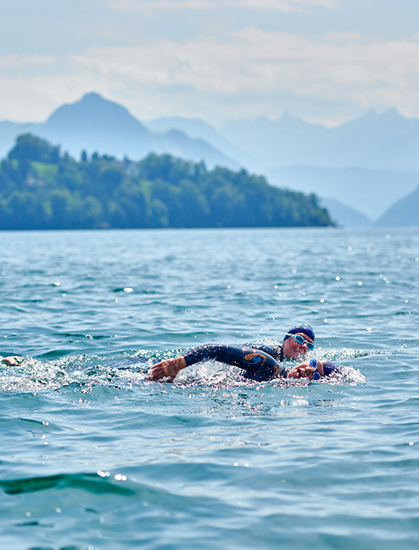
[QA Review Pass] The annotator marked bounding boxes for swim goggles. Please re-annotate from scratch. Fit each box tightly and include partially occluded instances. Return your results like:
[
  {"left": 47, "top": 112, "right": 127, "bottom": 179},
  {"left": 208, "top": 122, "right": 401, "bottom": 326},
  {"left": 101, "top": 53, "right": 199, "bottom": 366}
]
[
  {"left": 309, "top": 358, "right": 321, "bottom": 380},
  {"left": 286, "top": 333, "right": 315, "bottom": 350}
]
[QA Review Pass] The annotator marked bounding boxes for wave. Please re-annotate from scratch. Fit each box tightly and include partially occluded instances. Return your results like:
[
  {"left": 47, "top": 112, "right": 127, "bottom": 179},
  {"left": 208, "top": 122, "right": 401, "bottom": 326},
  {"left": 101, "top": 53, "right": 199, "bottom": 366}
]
[{"left": 0, "top": 472, "right": 136, "bottom": 496}]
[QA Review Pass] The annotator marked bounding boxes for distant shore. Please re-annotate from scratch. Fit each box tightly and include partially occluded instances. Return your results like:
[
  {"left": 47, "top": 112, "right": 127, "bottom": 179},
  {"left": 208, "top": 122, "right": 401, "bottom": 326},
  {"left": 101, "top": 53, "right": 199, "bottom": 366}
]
[{"left": 0, "top": 134, "right": 334, "bottom": 231}]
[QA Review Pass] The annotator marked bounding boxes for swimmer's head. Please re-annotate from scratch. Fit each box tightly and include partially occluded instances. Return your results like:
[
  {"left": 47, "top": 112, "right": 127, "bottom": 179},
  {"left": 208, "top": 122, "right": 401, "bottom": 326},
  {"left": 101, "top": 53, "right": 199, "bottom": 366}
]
[
  {"left": 283, "top": 324, "right": 315, "bottom": 343},
  {"left": 282, "top": 324, "right": 315, "bottom": 359}
]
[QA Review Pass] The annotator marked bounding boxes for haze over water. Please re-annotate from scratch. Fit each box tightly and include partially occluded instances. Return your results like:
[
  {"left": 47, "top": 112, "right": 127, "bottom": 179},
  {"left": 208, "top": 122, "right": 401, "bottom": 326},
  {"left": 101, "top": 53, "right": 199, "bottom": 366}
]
[{"left": 0, "top": 227, "right": 418, "bottom": 549}]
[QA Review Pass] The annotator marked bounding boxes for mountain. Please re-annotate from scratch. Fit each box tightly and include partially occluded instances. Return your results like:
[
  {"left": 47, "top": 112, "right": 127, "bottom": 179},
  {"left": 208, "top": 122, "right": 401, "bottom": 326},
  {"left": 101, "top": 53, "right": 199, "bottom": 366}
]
[
  {"left": 375, "top": 184, "right": 419, "bottom": 226},
  {"left": 41, "top": 92, "right": 151, "bottom": 154},
  {"left": 266, "top": 165, "right": 419, "bottom": 220},
  {"left": 320, "top": 197, "right": 373, "bottom": 228},
  {"left": 145, "top": 110, "right": 419, "bottom": 220},
  {"left": 143, "top": 109, "right": 419, "bottom": 219},
  {"left": 145, "top": 116, "right": 228, "bottom": 151},
  {"left": 0, "top": 93, "right": 238, "bottom": 170},
  {"left": 144, "top": 116, "right": 253, "bottom": 168},
  {"left": 223, "top": 109, "right": 419, "bottom": 171},
  {"left": 3, "top": 94, "right": 419, "bottom": 221},
  {"left": 223, "top": 113, "right": 328, "bottom": 172}
]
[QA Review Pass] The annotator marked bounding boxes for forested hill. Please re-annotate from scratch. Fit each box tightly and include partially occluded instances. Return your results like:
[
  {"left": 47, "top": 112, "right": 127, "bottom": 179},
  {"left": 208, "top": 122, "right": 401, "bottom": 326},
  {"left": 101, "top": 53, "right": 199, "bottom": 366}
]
[{"left": 0, "top": 134, "right": 333, "bottom": 230}]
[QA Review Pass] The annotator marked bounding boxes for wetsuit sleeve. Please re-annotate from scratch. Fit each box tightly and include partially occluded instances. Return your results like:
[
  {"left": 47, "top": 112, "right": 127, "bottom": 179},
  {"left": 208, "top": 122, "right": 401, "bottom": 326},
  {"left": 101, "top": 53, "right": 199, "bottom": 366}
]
[
  {"left": 243, "top": 343, "right": 283, "bottom": 361},
  {"left": 183, "top": 344, "right": 286, "bottom": 381}
]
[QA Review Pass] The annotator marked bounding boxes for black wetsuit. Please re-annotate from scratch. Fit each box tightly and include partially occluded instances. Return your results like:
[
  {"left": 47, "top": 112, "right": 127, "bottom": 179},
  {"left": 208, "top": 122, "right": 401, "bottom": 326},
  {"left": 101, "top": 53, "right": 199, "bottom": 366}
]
[
  {"left": 184, "top": 344, "right": 285, "bottom": 381},
  {"left": 183, "top": 343, "right": 338, "bottom": 381}
]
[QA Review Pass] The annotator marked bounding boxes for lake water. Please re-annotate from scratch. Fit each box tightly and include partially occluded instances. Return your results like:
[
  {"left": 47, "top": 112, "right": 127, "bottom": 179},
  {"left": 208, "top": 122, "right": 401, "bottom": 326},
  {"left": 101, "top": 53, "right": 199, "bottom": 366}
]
[{"left": 0, "top": 227, "right": 418, "bottom": 550}]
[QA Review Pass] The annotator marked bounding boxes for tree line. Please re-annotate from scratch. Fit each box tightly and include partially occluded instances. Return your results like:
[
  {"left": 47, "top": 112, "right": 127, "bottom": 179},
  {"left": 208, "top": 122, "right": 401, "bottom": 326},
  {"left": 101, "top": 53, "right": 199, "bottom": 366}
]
[{"left": 0, "top": 134, "right": 334, "bottom": 230}]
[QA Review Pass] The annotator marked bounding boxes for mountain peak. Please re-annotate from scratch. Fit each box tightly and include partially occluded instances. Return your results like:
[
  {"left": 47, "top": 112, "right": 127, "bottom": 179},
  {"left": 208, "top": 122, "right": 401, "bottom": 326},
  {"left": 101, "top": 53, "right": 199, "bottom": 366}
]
[
  {"left": 26, "top": 92, "right": 236, "bottom": 169},
  {"left": 279, "top": 111, "right": 296, "bottom": 122},
  {"left": 359, "top": 107, "right": 405, "bottom": 122},
  {"left": 44, "top": 92, "right": 147, "bottom": 137},
  {"left": 80, "top": 92, "right": 103, "bottom": 102},
  {"left": 379, "top": 107, "right": 404, "bottom": 120}
]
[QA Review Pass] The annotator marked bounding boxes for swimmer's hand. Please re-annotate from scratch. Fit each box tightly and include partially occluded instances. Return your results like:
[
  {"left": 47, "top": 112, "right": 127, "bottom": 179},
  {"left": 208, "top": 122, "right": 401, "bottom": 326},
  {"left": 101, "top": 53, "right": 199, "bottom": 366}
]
[
  {"left": 1, "top": 356, "right": 24, "bottom": 366},
  {"left": 147, "top": 356, "right": 187, "bottom": 382},
  {"left": 287, "top": 360, "right": 324, "bottom": 380}
]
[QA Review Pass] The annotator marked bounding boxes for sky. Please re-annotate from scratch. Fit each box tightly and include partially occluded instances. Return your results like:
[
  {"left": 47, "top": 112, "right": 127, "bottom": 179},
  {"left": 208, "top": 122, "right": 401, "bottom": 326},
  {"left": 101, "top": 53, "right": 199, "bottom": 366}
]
[{"left": 2, "top": 0, "right": 419, "bottom": 126}]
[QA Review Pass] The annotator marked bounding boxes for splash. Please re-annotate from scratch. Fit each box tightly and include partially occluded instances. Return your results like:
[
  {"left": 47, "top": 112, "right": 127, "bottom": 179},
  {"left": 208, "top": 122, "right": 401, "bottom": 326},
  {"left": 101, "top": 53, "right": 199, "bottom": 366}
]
[
  {"left": 0, "top": 352, "right": 155, "bottom": 393},
  {"left": 1, "top": 344, "right": 367, "bottom": 394}
]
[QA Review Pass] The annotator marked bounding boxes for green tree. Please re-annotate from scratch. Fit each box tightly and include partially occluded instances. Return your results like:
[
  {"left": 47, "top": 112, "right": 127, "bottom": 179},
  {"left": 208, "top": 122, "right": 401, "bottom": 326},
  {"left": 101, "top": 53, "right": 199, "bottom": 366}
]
[
  {"left": 8, "top": 134, "right": 60, "bottom": 164},
  {"left": 0, "top": 134, "right": 335, "bottom": 230}
]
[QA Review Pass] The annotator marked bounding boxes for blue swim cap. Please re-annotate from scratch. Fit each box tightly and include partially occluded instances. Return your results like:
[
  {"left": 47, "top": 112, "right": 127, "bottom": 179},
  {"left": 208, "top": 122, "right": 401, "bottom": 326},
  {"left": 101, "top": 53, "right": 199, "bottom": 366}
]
[{"left": 283, "top": 324, "right": 315, "bottom": 342}]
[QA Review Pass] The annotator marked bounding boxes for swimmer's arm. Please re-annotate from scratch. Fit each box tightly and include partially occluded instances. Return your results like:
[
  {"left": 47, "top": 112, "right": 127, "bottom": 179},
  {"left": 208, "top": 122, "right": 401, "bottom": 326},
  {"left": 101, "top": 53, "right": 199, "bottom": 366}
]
[
  {"left": 147, "top": 356, "right": 187, "bottom": 382},
  {"left": 184, "top": 344, "right": 283, "bottom": 380},
  {"left": 1, "top": 356, "right": 24, "bottom": 366},
  {"left": 147, "top": 345, "right": 218, "bottom": 381},
  {"left": 147, "top": 344, "right": 282, "bottom": 382},
  {"left": 287, "top": 360, "right": 323, "bottom": 380}
]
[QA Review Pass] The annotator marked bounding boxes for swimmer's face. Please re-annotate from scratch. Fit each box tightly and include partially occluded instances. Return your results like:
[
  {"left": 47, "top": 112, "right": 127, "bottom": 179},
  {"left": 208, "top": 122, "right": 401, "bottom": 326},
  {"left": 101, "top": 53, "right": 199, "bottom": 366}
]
[{"left": 282, "top": 332, "right": 314, "bottom": 359}]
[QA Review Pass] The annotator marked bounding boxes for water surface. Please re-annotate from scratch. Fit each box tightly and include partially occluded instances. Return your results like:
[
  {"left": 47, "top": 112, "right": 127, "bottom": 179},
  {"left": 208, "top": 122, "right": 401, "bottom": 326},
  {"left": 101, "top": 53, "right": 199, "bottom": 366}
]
[{"left": 0, "top": 228, "right": 418, "bottom": 549}]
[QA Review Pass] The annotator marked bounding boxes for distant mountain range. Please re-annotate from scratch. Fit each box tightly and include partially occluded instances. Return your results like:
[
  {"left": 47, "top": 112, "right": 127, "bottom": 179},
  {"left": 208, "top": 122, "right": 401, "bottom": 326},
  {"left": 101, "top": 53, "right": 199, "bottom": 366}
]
[
  {"left": 376, "top": 184, "right": 419, "bottom": 227},
  {"left": 0, "top": 93, "right": 238, "bottom": 171},
  {"left": 146, "top": 109, "right": 419, "bottom": 223},
  {"left": 320, "top": 198, "right": 373, "bottom": 228},
  {"left": 1, "top": 92, "right": 419, "bottom": 226},
  {"left": 222, "top": 109, "right": 419, "bottom": 171},
  {"left": 265, "top": 166, "right": 419, "bottom": 222}
]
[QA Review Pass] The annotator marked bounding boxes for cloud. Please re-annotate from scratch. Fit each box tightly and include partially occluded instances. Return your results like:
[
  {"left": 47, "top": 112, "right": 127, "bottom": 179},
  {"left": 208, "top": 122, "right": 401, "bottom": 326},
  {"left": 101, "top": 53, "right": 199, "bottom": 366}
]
[
  {"left": 0, "top": 55, "right": 56, "bottom": 69},
  {"left": 110, "top": 0, "right": 338, "bottom": 13},
  {"left": 3, "top": 28, "right": 419, "bottom": 124},
  {"left": 68, "top": 29, "right": 419, "bottom": 105},
  {"left": 0, "top": 71, "right": 107, "bottom": 122}
]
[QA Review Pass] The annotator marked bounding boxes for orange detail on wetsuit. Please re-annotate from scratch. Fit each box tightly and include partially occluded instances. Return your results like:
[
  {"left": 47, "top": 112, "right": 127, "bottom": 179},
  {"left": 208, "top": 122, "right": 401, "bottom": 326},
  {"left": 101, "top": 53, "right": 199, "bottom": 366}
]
[{"left": 244, "top": 353, "right": 266, "bottom": 364}]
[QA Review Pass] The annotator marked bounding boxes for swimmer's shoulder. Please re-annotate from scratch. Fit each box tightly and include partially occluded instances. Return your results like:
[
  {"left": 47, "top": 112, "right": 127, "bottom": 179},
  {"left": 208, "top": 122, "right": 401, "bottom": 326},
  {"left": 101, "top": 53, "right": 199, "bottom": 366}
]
[{"left": 243, "top": 343, "right": 283, "bottom": 361}]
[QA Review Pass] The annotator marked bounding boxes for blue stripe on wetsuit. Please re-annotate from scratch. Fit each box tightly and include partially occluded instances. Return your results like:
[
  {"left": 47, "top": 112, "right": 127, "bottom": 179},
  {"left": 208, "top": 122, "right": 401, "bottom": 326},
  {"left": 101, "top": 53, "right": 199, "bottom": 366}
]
[{"left": 183, "top": 344, "right": 287, "bottom": 381}]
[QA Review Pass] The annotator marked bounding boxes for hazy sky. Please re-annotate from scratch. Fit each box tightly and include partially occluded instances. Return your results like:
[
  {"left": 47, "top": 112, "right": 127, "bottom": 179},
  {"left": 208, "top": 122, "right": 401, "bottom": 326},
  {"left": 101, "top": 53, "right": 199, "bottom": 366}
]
[{"left": 2, "top": 0, "right": 419, "bottom": 125}]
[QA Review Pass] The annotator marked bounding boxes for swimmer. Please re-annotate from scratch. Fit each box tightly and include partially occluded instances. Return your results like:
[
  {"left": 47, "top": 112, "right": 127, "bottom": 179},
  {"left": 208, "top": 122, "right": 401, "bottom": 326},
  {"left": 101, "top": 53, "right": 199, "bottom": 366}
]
[
  {"left": 1, "top": 356, "right": 25, "bottom": 366},
  {"left": 148, "top": 324, "right": 339, "bottom": 382}
]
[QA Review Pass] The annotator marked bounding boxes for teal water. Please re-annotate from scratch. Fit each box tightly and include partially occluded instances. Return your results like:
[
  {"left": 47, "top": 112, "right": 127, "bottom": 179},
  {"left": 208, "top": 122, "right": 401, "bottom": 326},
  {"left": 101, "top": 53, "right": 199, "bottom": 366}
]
[{"left": 0, "top": 227, "right": 418, "bottom": 550}]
